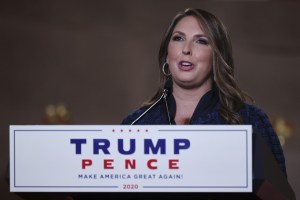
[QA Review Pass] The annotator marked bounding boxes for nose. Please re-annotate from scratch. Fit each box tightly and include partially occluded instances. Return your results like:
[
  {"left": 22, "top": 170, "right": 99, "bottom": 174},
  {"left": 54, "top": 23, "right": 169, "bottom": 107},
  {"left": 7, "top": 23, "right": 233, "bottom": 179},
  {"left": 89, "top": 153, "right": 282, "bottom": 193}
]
[
  {"left": 182, "top": 42, "right": 192, "bottom": 55},
  {"left": 182, "top": 50, "right": 191, "bottom": 55}
]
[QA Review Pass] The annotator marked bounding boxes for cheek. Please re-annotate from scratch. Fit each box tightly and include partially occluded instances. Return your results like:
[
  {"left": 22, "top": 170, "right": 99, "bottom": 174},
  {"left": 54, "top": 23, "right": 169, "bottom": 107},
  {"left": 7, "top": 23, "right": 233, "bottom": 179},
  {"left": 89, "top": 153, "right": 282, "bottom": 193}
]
[
  {"left": 195, "top": 48, "right": 213, "bottom": 65},
  {"left": 167, "top": 43, "right": 181, "bottom": 61},
  {"left": 196, "top": 46, "right": 212, "bottom": 58}
]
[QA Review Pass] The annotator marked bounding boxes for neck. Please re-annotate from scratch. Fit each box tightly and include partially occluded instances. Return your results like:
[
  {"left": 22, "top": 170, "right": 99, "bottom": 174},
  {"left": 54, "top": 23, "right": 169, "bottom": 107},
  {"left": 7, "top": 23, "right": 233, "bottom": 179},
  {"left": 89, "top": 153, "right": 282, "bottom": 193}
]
[
  {"left": 172, "top": 83, "right": 212, "bottom": 104},
  {"left": 172, "top": 83, "right": 212, "bottom": 125}
]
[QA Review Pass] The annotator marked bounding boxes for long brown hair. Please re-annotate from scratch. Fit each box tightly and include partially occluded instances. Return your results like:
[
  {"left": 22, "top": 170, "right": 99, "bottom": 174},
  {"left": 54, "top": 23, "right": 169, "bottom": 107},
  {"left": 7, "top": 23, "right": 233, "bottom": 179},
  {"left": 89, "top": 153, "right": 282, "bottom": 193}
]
[{"left": 144, "top": 8, "right": 252, "bottom": 124}]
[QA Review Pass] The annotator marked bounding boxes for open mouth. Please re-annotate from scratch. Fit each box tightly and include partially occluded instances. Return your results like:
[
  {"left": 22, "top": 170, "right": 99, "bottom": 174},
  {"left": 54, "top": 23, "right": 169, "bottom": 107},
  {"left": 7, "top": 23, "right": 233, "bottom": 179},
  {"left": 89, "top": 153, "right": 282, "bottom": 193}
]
[{"left": 178, "top": 61, "right": 194, "bottom": 71}]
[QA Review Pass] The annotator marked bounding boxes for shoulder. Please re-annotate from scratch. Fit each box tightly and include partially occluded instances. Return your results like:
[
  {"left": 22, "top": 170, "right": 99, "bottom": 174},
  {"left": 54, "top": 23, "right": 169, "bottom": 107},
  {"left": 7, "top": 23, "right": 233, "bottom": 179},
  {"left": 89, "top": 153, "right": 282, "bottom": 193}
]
[
  {"left": 240, "top": 103, "right": 267, "bottom": 117},
  {"left": 121, "top": 103, "right": 167, "bottom": 125},
  {"left": 121, "top": 107, "right": 148, "bottom": 125},
  {"left": 239, "top": 103, "right": 272, "bottom": 129}
]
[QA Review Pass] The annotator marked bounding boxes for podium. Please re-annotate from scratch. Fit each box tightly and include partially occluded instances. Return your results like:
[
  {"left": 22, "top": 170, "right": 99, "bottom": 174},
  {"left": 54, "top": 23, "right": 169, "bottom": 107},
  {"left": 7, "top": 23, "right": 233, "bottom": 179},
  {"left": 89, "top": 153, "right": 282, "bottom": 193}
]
[
  {"left": 63, "top": 132, "right": 297, "bottom": 200},
  {"left": 252, "top": 131, "right": 295, "bottom": 200},
  {"left": 9, "top": 125, "right": 295, "bottom": 200}
]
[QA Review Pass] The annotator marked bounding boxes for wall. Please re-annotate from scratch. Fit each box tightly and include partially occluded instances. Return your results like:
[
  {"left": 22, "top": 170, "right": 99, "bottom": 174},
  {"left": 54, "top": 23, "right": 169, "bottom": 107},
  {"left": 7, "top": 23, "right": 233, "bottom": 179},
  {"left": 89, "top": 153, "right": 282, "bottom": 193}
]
[{"left": 1, "top": 0, "right": 299, "bottom": 199}]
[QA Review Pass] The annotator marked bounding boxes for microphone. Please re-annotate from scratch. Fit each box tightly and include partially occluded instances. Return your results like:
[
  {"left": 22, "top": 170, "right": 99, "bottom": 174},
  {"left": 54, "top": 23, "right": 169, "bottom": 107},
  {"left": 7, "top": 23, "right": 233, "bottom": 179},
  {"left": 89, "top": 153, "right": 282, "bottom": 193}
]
[
  {"left": 164, "top": 76, "right": 172, "bottom": 95},
  {"left": 162, "top": 77, "right": 172, "bottom": 124},
  {"left": 131, "top": 78, "right": 172, "bottom": 125}
]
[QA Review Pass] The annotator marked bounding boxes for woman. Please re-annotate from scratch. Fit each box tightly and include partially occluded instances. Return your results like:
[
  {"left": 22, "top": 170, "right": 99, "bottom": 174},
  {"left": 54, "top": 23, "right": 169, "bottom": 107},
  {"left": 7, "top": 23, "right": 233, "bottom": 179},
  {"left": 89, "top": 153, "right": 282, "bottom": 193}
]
[{"left": 121, "top": 8, "right": 287, "bottom": 177}]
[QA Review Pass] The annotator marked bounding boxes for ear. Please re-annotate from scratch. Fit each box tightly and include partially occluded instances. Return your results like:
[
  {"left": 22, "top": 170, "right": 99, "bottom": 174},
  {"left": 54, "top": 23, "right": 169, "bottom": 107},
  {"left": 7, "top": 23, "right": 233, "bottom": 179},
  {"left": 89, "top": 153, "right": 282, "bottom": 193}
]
[{"left": 166, "top": 56, "right": 169, "bottom": 64}]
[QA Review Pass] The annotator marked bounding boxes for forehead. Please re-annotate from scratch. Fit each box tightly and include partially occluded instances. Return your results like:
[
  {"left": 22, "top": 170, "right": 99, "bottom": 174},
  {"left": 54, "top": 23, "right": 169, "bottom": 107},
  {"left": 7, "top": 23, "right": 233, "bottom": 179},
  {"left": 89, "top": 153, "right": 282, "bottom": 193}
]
[{"left": 173, "top": 16, "right": 205, "bottom": 34}]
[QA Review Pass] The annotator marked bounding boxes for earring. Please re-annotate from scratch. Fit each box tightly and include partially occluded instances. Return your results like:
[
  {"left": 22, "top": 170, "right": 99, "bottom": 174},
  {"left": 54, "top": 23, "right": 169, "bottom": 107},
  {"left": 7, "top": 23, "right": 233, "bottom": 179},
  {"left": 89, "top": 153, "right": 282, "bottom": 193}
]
[{"left": 162, "top": 62, "right": 171, "bottom": 76}]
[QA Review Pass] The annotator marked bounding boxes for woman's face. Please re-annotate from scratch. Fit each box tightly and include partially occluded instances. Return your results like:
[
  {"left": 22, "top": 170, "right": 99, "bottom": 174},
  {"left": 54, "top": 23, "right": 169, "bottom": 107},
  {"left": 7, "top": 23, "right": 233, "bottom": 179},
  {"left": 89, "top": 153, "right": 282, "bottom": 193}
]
[{"left": 167, "top": 16, "right": 213, "bottom": 90}]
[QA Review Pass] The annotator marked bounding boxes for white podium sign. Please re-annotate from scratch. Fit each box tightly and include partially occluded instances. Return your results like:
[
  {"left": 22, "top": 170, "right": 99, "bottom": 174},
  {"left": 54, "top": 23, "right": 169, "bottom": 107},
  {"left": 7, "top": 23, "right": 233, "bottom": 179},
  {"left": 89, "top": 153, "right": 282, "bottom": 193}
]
[{"left": 10, "top": 125, "right": 252, "bottom": 192}]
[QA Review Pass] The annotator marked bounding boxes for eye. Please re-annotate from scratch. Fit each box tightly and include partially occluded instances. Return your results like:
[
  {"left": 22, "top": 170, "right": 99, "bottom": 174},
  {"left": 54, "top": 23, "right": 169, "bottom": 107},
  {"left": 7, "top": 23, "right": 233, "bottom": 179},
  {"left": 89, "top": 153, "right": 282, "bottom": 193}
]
[
  {"left": 196, "top": 38, "right": 208, "bottom": 45},
  {"left": 172, "top": 35, "right": 184, "bottom": 41}
]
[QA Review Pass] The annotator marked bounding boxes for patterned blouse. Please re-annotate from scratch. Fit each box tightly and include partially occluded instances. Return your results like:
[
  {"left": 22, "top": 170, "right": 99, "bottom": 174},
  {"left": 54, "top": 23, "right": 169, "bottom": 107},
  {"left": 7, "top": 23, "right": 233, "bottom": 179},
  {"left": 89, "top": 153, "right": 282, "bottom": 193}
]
[{"left": 121, "top": 88, "right": 287, "bottom": 177}]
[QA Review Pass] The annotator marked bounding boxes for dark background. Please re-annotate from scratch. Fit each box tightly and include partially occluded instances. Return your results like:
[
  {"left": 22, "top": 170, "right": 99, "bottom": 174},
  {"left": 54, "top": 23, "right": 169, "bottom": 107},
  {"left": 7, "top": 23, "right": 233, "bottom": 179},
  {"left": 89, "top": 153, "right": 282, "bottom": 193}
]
[{"left": 1, "top": 0, "right": 299, "bottom": 199}]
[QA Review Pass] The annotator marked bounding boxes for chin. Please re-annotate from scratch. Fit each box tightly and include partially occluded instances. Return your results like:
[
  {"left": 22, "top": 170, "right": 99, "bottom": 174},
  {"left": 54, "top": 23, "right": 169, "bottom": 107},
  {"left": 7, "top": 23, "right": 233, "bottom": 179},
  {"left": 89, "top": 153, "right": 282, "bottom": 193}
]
[{"left": 176, "top": 81, "right": 198, "bottom": 89}]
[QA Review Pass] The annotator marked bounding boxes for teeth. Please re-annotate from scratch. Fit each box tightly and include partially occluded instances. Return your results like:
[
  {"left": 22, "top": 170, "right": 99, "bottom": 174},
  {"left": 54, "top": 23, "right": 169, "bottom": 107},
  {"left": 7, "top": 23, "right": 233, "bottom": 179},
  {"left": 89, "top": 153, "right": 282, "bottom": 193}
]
[{"left": 181, "top": 61, "right": 192, "bottom": 66}]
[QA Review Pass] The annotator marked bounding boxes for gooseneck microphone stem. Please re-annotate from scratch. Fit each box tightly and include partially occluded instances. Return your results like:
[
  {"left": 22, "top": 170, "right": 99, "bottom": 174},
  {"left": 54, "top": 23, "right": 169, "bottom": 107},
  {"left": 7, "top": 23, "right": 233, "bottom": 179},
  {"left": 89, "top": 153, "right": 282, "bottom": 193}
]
[
  {"left": 163, "top": 92, "right": 172, "bottom": 125},
  {"left": 131, "top": 89, "right": 170, "bottom": 125}
]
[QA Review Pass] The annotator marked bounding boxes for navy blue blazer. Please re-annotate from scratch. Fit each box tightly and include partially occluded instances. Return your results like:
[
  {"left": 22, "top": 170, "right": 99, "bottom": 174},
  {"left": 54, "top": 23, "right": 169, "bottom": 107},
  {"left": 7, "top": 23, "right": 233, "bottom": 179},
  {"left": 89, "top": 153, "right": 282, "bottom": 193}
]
[{"left": 121, "top": 89, "right": 287, "bottom": 177}]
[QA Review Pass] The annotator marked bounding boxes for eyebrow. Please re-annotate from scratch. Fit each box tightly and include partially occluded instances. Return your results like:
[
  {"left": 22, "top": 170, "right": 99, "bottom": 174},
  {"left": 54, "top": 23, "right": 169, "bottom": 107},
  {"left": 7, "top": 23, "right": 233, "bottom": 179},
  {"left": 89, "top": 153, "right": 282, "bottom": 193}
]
[{"left": 172, "top": 31, "right": 207, "bottom": 38}]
